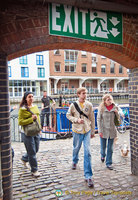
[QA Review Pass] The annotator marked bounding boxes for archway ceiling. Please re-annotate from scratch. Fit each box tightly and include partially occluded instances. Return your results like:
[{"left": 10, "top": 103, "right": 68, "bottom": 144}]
[
  {"left": 0, "top": 0, "right": 138, "bottom": 69},
  {"left": 1, "top": 0, "right": 138, "bottom": 14}
]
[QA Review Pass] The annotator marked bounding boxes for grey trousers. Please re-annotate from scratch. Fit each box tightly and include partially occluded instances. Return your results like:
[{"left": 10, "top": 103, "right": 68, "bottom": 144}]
[{"left": 0, "top": 144, "right": 3, "bottom": 198}]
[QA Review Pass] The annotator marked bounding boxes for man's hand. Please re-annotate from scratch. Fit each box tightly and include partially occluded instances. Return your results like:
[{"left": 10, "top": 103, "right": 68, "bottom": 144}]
[
  {"left": 77, "top": 118, "right": 84, "bottom": 124},
  {"left": 13, "top": 106, "right": 17, "bottom": 110},
  {"left": 99, "top": 132, "right": 103, "bottom": 138}
]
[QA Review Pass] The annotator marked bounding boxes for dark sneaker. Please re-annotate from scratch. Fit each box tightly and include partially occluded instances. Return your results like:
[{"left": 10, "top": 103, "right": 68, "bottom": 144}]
[
  {"left": 86, "top": 179, "right": 94, "bottom": 188},
  {"left": 72, "top": 163, "right": 77, "bottom": 170},
  {"left": 21, "top": 159, "right": 27, "bottom": 167},
  {"left": 107, "top": 165, "right": 113, "bottom": 170},
  {"left": 101, "top": 157, "right": 105, "bottom": 162}
]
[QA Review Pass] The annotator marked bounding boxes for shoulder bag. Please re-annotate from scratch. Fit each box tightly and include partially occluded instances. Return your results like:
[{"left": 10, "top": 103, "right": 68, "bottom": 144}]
[
  {"left": 114, "top": 112, "right": 121, "bottom": 126},
  {"left": 23, "top": 106, "right": 41, "bottom": 136}
]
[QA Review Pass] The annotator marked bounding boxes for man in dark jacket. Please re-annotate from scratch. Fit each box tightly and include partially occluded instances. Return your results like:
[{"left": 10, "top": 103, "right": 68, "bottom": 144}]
[{"left": 41, "top": 91, "right": 55, "bottom": 129}]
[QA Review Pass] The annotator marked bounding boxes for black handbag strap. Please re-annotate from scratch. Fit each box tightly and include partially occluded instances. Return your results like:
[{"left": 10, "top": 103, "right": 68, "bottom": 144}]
[
  {"left": 73, "top": 102, "right": 88, "bottom": 119},
  {"left": 25, "top": 106, "right": 34, "bottom": 115}
]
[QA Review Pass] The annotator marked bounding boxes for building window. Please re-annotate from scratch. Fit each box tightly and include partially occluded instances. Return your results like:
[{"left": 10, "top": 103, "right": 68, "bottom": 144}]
[
  {"left": 65, "top": 50, "right": 78, "bottom": 72},
  {"left": 36, "top": 55, "right": 44, "bottom": 65},
  {"left": 8, "top": 66, "right": 11, "bottom": 77},
  {"left": 54, "top": 50, "right": 60, "bottom": 55},
  {"left": 101, "top": 55, "right": 106, "bottom": 59},
  {"left": 9, "top": 80, "right": 38, "bottom": 97},
  {"left": 55, "top": 62, "right": 61, "bottom": 72},
  {"left": 101, "top": 64, "right": 106, "bottom": 73},
  {"left": 81, "top": 51, "right": 87, "bottom": 57},
  {"left": 119, "top": 65, "right": 123, "bottom": 73},
  {"left": 38, "top": 68, "right": 45, "bottom": 78},
  {"left": 65, "top": 63, "right": 76, "bottom": 72},
  {"left": 92, "top": 53, "right": 97, "bottom": 62},
  {"left": 92, "top": 63, "right": 97, "bottom": 73},
  {"left": 65, "top": 50, "right": 78, "bottom": 61},
  {"left": 110, "top": 61, "right": 115, "bottom": 73},
  {"left": 19, "top": 56, "right": 27, "bottom": 64},
  {"left": 82, "top": 63, "right": 87, "bottom": 73},
  {"left": 21, "top": 67, "right": 29, "bottom": 77}
]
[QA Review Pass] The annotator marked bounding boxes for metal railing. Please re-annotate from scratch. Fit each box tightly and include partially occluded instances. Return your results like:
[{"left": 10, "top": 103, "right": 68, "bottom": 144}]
[
  {"left": 51, "top": 87, "right": 129, "bottom": 95},
  {"left": 10, "top": 112, "right": 72, "bottom": 142},
  {"left": 11, "top": 106, "right": 129, "bottom": 142}
]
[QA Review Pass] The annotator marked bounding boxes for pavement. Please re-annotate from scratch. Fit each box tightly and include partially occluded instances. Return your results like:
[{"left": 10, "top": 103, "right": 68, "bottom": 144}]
[{"left": 12, "top": 130, "right": 138, "bottom": 200}]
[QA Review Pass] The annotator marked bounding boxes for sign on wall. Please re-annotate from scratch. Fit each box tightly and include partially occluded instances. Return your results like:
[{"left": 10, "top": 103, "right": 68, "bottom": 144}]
[{"left": 49, "top": 3, "right": 123, "bottom": 45}]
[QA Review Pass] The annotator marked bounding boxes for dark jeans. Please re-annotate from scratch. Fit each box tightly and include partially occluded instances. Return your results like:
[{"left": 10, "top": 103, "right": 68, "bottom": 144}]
[
  {"left": 41, "top": 108, "right": 50, "bottom": 128},
  {"left": 21, "top": 133, "right": 40, "bottom": 172}
]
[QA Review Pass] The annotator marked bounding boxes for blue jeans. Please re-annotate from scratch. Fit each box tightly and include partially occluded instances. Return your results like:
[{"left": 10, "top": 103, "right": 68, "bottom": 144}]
[
  {"left": 21, "top": 133, "right": 40, "bottom": 172},
  {"left": 100, "top": 137, "right": 114, "bottom": 166},
  {"left": 72, "top": 131, "right": 93, "bottom": 179}
]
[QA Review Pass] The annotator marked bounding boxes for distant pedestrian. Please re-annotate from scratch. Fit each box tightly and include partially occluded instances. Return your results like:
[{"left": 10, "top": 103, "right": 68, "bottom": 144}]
[
  {"left": 66, "top": 87, "right": 95, "bottom": 187},
  {"left": 97, "top": 94, "right": 120, "bottom": 170},
  {"left": 41, "top": 91, "right": 55, "bottom": 130},
  {"left": 18, "top": 91, "right": 41, "bottom": 177},
  {"left": 59, "top": 94, "right": 62, "bottom": 107},
  {"left": 10, "top": 105, "right": 17, "bottom": 113}
]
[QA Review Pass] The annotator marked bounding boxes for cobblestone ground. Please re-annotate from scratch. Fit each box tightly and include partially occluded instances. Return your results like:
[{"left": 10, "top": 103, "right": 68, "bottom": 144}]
[{"left": 12, "top": 130, "right": 138, "bottom": 200}]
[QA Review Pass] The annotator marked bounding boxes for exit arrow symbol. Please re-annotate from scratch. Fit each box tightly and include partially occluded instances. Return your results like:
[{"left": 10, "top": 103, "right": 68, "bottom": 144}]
[
  {"left": 110, "top": 28, "right": 120, "bottom": 37},
  {"left": 110, "top": 17, "right": 120, "bottom": 26}
]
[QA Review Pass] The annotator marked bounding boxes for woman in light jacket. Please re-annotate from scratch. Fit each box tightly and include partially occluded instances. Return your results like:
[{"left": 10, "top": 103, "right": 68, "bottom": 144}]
[
  {"left": 97, "top": 94, "right": 120, "bottom": 170},
  {"left": 18, "top": 91, "right": 41, "bottom": 177}
]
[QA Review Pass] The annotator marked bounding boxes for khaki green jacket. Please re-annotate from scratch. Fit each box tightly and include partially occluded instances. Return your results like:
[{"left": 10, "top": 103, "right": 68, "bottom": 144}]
[
  {"left": 66, "top": 100, "right": 95, "bottom": 135},
  {"left": 18, "top": 105, "right": 40, "bottom": 126}
]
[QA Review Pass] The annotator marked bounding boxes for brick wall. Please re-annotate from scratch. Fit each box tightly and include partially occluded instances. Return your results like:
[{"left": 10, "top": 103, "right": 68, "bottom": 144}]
[
  {"left": 0, "top": 3, "right": 137, "bottom": 69},
  {"left": 0, "top": 53, "right": 12, "bottom": 199},
  {"left": 129, "top": 67, "right": 138, "bottom": 175}
]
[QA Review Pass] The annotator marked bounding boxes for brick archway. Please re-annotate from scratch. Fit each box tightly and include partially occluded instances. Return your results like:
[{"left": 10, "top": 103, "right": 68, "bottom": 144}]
[
  {"left": 0, "top": 1, "right": 138, "bottom": 199},
  {"left": 0, "top": 4, "right": 137, "bottom": 69}
]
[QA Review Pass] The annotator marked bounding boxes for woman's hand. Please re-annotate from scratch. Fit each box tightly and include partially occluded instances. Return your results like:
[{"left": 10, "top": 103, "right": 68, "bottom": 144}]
[
  {"left": 32, "top": 115, "right": 37, "bottom": 121},
  {"left": 114, "top": 109, "right": 118, "bottom": 113},
  {"left": 99, "top": 132, "right": 103, "bottom": 138}
]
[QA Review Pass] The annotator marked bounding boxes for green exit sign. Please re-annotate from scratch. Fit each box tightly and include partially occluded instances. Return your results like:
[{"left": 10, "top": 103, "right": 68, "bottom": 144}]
[{"left": 49, "top": 3, "right": 123, "bottom": 45}]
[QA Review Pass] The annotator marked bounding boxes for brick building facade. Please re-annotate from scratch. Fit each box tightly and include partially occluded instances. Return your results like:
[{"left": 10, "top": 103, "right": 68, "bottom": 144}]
[{"left": 49, "top": 50, "right": 129, "bottom": 94}]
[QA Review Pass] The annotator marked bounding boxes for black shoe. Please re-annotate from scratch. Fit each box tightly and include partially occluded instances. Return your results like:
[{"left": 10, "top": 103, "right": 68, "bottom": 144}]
[
  {"left": 107, "top": 165, "right": 113, "bottom": 170},
  {"left": 86, "top": 179, "right": 94, "bottom": 188},
  {"left": 101, "top": 157, "right": 105, "bottom": 162},
  {"left": 72, "top": 163, "right": 77, "bottom": 170}
]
